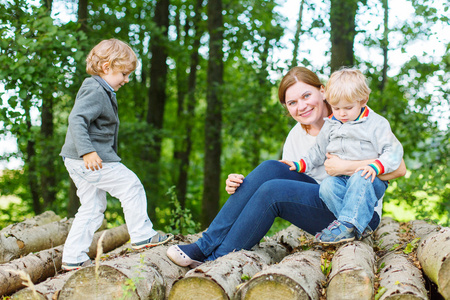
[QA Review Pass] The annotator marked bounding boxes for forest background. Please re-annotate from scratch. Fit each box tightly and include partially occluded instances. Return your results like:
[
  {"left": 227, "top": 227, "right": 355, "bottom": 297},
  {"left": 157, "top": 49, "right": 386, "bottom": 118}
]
[{"left": 0, "top": 0, "right": 448, "bottom": 235}]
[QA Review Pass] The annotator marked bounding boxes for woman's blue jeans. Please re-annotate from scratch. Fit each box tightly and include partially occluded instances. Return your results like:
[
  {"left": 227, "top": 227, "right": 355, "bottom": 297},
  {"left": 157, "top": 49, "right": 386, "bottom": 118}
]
[
  {"left": 195, "top": 160, "right": 381, "bottom": 260},
  {"left": 319, "top": 171, "right": 388, "bottom": 234}
]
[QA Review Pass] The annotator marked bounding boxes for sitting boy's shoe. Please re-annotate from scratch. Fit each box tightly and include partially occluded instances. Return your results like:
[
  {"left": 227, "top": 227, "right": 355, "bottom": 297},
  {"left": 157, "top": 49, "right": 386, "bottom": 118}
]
[
  {"left": 167, "top": 244, "right": 205, "bottom": 268},
  {"left": 131, "top": 232, "right": 174, "bottom": 250},
  {"left": 315, "top": 220, "right": 356, "bottom": 245},
  {"left": 356, "top": 225, "right": 374, "bottom": 240},
  {"left": 61, "top": 260, "right": 93, "bottom": 271}
]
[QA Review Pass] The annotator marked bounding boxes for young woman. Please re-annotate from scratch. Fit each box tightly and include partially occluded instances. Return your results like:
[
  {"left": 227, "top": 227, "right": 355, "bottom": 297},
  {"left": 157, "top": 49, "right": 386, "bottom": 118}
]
[{"left": 167, "top": 67, "right": 406, "bottom": 267}]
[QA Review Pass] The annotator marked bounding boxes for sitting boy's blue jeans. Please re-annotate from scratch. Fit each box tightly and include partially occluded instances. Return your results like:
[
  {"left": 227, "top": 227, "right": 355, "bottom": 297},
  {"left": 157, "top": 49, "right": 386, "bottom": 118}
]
[{"left": 319, "top": 170, "right": 388, "bottom": 234}]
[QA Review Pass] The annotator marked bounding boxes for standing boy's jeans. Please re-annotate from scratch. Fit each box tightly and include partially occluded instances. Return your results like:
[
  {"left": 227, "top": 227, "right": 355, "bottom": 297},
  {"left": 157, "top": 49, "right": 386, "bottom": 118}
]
[
  {"left": 62, "top": 158, "right": 157, "bottom": 264},
  {"left": 195, "top": 160, "right": 381, "bottom": 261},
  {"left": 319, "top": 170, "right": 388, "bottom": 234}
]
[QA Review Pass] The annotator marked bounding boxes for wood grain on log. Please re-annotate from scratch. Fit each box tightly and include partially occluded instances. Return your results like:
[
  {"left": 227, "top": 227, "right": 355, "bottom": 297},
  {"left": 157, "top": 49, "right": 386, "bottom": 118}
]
[
  {"left": 377, "top": 252, "right": 427, "bottom": 300},
  {"left": 0, "top": 211, "right": 61, "bottom": 233},
  {"left": 0, "top": 219, "right": 73, "bottom": 264},
  {"left": 169, "top": 249, "right": 277, "bottom": 300},
  {"left": 236, "top": 250, "right": 325, "bottom": 300},
  {"left": 374, "top": 217, "right": 401, "bottom": 252},
  {"left": 417, "top": 227, "right": 450, "bottom": 299},
  {"left": 2, "top": 225, "right": 129, "bottom": 296},
  {"left": 327, "top": 241, "right": 376, "bottom": 300}
]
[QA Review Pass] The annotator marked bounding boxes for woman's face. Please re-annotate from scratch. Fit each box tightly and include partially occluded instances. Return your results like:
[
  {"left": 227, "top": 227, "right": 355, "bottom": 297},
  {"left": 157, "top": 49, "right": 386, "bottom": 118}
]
[{"left": 285, "top": 81, "right": 328, "bottom": 131}]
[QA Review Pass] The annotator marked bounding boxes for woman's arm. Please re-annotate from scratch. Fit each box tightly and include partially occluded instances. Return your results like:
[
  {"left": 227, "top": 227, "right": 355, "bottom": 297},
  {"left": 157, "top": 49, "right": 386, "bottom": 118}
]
[{"left": 324, "top": 153, "right": 406, "bottom": 180}]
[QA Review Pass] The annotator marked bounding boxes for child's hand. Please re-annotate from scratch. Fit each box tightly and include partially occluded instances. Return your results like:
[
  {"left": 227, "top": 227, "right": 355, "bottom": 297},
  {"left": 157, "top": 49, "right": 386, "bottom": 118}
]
[
  {"left": 356, "top": 165, "right": 376, "bottom": 182},
  {"left": 83, "top": 152, "right": 103, "bottom": 170},
  {"left": 279, "top": 160, "right": 297, "bottom": 171}
]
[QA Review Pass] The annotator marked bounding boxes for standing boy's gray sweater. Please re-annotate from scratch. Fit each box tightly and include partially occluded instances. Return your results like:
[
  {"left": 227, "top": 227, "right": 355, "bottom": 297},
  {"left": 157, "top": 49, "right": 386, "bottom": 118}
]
[
  {"left": 60, "top": 76, "right": 121, "bottom": 162},
  {"left": 300, "top": 106, "right": 403, "bottom": 175}
]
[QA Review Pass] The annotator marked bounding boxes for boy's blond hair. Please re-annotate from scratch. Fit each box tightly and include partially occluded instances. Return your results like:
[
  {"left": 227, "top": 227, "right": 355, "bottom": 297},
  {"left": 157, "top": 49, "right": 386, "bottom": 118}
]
[
  {"left": 325, "top": 68, "right": 371, "bottom": 106},
  {"left": 86, "top": 39, "right": 137, "bottom": 75}
]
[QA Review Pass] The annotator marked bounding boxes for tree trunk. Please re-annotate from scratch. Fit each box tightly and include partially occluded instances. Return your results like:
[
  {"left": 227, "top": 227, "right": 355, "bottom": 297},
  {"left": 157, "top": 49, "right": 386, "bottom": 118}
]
[
  {"left": 235, "top": 250, "right": 325, "bottom": 300},
  {"left": 374, "top": 216, "right": 401, "bottom": 252},
  {"left": 0, "top": 219, "right": 73, "bottom": 263},
  {"left": 11, "top": 272, "right": 73, "bottom": 300},
  {"left": 329, "top": 0, "right": 358, "bottom": 71},
  {"left": 416, "top": 227, "right": 450, "bottom": 299},
  {"left": 327, "top": 241, "right": 376, "bottom": 300},
  {"left": 202, "top": 0, "right": 224, "bottom": 227},
  {"left": 176, "top": 0, "right": 203, "bottom": 208},
  {"left": 0, "top": 211, "right": 60, "bottom": 232},
  {"left": 377, "top": 252, "right": 427, "bottom": 300},
  {"left": 145, "top": 0, "right": 170, "bottom": 217},
  {"left": 58, "top": 242, "right": 197, "bottom": 299},
  {"left": 0, "top": 225, "right": 129, "bottom": 296},
  {"left": 290, "top": 0, "right": 305, "bottom": 69},
  {"left": 266, "top": 224, "right": 314, "bottom": 251},
  {"left": 168, "top": 249, "right": 277, "bottom": 300}
]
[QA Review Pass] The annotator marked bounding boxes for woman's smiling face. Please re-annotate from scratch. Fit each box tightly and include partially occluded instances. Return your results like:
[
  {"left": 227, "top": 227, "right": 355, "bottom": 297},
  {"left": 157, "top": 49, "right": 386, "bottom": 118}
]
[{"left": 285, "top": 81, "right": 328, "bottom": 132}]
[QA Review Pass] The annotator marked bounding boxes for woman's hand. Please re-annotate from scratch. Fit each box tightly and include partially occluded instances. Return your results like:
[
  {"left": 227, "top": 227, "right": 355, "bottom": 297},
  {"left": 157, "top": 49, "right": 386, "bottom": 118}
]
[
  {"left": 279, "top": 160, "right": 297, "bottom": 171},
  {"left": 324, "top": 153, "right": 354, "bottom": 176},
  {"left": 82, "top": 151, "right": 103, "bottom": 170},
  {"left": 225, "top": 173, "right": 245, "bottom": 195}
]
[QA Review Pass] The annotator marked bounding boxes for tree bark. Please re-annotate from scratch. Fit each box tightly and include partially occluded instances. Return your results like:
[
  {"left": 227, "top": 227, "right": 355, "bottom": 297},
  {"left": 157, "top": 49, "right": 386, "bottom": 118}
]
[
  {"left": 144, "top": 0, "right": 170, "bottom": 217},
  {"left": 168, "top": 249, "right": 278, "bottom": 300},
  {"left": 416, "top": 227, "right": 450, "bottom": 299},
  {"left": 374, "top": 217, "right": 401, "bottom": 252},
  {"left": 11, "top": 272, "right": 73, "bottom": 300},
  {"left": 235, "top": 250, "right": 325, "bottom": 300},
  {"left": 0, "top": 219, "right": 73, "bottom": 263},
  {"left": 266, "top": 224, "right": 314, "bottom": 251},
  {"left": 377, "top": 252, "right": 427, "bottom": 300},
  {"left": 1, "top": 225, "right": 129, "bottom": 296},
  {"left": 175, "top": 0, "right": 203, "bottom": 208},
  {"left": 327, "top": 241, "right": 376, "bottom": 300},
  {"left": 202, "top": 0, "right": 224, "bottom": 227},
  {"left": 329, "top": 0, "right": 358, "bottom": 71},
  {"left": 0, "top": 211, "right": 60, "bottom": 232}
]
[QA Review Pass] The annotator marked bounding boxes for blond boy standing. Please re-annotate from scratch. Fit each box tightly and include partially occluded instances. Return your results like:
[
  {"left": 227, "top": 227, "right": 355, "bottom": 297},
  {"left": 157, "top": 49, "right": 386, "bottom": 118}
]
[{"left": 60, "top": 39, "right": 172, "bottom": 270}]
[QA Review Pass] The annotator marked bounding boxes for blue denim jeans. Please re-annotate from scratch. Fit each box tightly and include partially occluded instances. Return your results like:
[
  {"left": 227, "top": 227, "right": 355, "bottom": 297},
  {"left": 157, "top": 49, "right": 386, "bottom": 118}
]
[
  {"left": 319, "top": 171, "right": 388, "bottom": 234},
  {"left": 195, "top": 160, "right": 381, "bottom": 260}
]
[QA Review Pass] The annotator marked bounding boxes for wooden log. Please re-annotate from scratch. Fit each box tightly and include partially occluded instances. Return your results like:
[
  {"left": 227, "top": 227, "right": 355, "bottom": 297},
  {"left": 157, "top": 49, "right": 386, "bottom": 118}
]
[
  {"left": 377, "top": 252, "right": 427, "bottom": 300},
  {"left": 235, "top": 250, "right": 325, "bottom": 300},
  {"left": 374, "top": 217, "right": 401, "bottom": 251},
  {"left": 326, "top": 241, "right": 376, "bottom": 300},
  {"left": 0, "top": 219, "right": 73, "bottom": 263},
  {"left": 266, "top": 224, "right": 314, "bottom": 251},
  {"left": 416, "top": 227, "right": 450, "bottom": 299},
  {"left": 168, "top": 247, "right": 281, "bottom": 300},
  {"left": 0, "top": 211, "right": 61, "bottom": 232},
  {"left": 409, "top": 219, "right": 441, "bottom": 239},
  {"left": 10, "top": 272, "right": 73, "bottom": 300},
  {"left": 56, "top": 234, "right": 202, "bottom": 300},
  {"left": 1, "top": 224, "right": 129, "bottom": 296}
]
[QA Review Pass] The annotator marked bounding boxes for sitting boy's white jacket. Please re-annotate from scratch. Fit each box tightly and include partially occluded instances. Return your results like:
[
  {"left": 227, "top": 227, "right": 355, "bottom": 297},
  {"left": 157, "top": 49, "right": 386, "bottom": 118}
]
[{"left": 302, "top": 106, "right": 403, "bottom": 175}]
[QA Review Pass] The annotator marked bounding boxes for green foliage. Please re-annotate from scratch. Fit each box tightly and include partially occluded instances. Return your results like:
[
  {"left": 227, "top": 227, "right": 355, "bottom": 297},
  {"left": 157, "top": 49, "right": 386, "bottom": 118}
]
[{"left": 164, "top": 186, "right": 200, "bottom": 235}]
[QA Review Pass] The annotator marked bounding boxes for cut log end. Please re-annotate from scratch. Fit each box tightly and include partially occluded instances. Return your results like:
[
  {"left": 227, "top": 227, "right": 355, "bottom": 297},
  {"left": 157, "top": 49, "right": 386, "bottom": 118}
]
[
  {"left": 58, "top": 265, "right": 140, "bottom": 300},
  {"left": 327, "top": 270, "right": 373, "bottom": 300},
  {"left": 11, "top": 290, "right": 47, "bottom": 300},
  {"left": 238, "top": 274, "right": 309, "bottom": 300},
  {"left": 168, "top": 276, "right": 227, "bottom": 300}
]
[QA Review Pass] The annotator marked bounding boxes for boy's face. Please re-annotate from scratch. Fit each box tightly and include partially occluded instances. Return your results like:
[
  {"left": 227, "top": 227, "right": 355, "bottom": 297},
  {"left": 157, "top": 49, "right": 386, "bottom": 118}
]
[
  {"left": 330, "top": 99, "right": 366, "bottom": 123},
  {"left": 100, "top": 63, "right": 132, "bottom": 91}
]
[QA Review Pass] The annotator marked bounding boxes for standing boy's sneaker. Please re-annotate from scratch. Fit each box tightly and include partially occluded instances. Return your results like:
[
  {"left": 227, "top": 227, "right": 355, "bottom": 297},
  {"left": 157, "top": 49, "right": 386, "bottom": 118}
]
[
  {"left": 61, "top": 260, "right": 93, "bottom": 271},
  {"left": 131, "top": 233, "right": 174, "bottom": 250}
]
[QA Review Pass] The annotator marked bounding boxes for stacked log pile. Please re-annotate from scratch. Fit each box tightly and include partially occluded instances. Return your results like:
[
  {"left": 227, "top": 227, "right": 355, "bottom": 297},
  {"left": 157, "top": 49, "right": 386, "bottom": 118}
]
[{"left": 1, "top": 213, "right": 450, "bottom": 299}]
